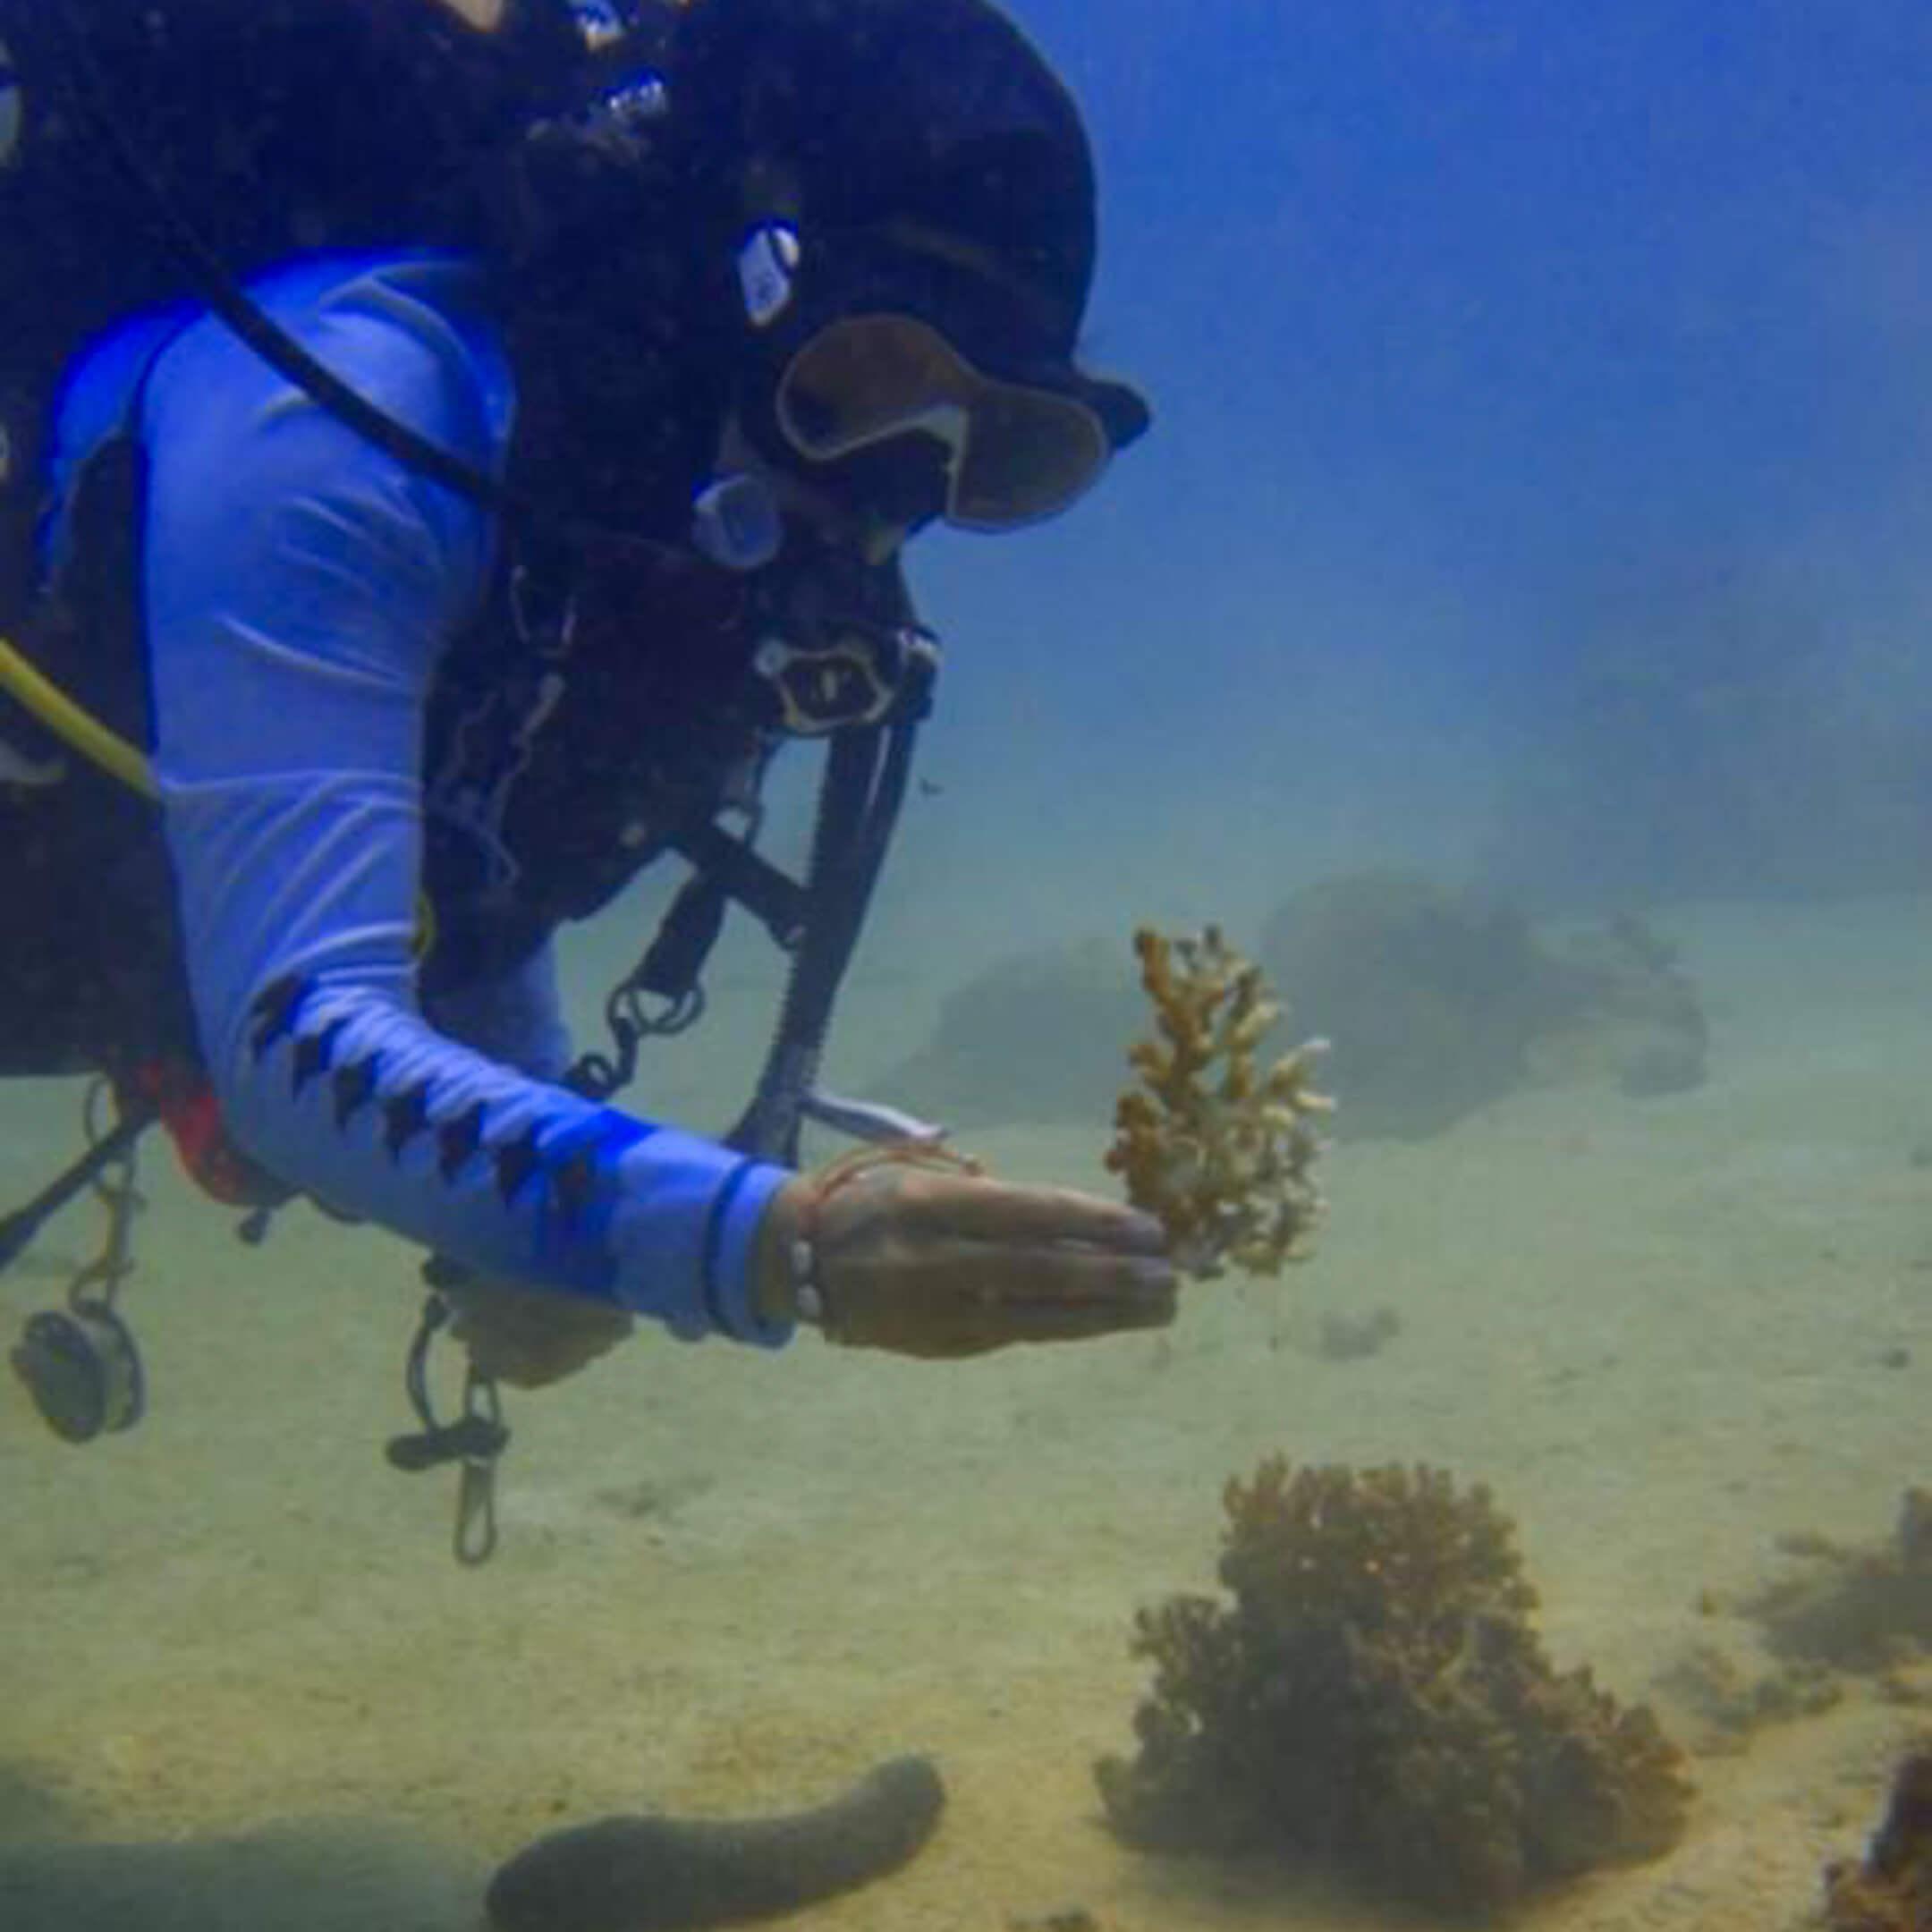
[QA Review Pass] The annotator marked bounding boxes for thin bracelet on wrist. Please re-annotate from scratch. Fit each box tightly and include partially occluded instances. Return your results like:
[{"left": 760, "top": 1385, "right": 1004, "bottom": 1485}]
[{"left": 790, "top": 1234, "right": 826, "bottom": 1326}]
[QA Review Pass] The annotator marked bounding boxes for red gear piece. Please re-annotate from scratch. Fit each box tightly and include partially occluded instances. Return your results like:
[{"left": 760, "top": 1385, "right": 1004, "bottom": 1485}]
[{"left": 118, "top": 1060, "right": 292, "bottom": 1209}]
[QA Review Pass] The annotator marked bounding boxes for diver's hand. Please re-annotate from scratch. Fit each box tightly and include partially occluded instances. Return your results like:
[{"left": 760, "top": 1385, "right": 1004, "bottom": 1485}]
[{"left": 756, "top": 1164, "right": 1175, "bottom": 1359}]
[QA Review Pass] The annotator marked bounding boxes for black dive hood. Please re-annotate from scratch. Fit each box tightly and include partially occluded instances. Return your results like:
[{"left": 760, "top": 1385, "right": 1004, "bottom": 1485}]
[{"left": 670, "top": 0, "right": 1150, "bottom": 458}]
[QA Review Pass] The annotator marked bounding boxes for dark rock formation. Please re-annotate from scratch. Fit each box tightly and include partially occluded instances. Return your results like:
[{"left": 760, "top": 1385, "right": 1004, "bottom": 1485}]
[
  {"left": 1258, "top": 871, "right": 1707, "bottom": 1138},
  {"left": 879, "top": 937, "right": 1143, "bottom": 1129}
]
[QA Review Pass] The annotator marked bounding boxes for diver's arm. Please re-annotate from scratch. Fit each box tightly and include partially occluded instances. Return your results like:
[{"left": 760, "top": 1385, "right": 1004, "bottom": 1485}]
[
  {"left": 423, "top": 941, "right": 641, "bottom": 1386},
  {"left": 425, "top": 940, "right": 574, "bottom": 1085},
  {"left": 137, "top": 258, "right": 792, "bottom": 1344}
]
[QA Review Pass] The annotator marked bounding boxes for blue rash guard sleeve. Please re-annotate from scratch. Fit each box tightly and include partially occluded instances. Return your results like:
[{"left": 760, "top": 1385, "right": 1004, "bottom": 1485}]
[
  {"left": 426, "top": 940, "right": 575, "bottom": 1085},
  {"left": 92, "top": 253, "right": 791, "bottom": 1344}
]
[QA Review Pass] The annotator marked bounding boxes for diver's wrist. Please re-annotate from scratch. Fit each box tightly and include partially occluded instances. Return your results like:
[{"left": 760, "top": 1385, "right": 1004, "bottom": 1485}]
[{"left": 752, "top": 1178, "right": 815, "bottom": 1329}]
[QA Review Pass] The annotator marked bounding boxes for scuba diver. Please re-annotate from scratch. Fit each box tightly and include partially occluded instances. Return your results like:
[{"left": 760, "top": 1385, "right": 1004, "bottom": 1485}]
[{"left": 0, "top": 0, "right": 1174, "bottom": 1452}]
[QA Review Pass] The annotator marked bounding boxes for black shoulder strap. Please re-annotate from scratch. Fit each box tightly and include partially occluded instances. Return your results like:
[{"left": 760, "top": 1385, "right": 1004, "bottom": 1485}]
[
  {"left": 5, "top": 0, "right": 699, "bottom": 561},
  {"left": 21, "top": 1, "right": 560, "bottom": 531}
]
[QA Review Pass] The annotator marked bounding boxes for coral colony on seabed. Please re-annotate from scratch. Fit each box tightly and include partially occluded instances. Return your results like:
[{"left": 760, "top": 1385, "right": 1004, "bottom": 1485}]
[{"left": 1096, "top": 1461, "right": 1694, "bottom": 1920}]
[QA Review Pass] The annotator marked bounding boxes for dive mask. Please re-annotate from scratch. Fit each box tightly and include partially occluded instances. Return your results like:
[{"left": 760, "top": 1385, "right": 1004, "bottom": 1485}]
[{"left": 774, "top": 313, "right": 1112, "bottom": 532}]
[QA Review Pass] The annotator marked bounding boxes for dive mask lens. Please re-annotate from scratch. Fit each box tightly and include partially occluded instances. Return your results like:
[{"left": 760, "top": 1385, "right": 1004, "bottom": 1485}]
[
  {"left": 775, "top": 315, "right": 962, "bottom": 456},
  {"left": 948, "top": 380, "right": 1111, "bottom": 532},
  {"left": 775, "top": 315, "right": 1111, "bottom": 531}
]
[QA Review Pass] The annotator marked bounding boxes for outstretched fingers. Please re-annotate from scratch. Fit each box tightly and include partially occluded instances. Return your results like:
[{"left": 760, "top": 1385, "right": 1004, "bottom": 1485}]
[
  {"left": 896, "top": 1174, "right": 1168, "bottom": 1255},
  {"left": 956, "top": 1243, "right": 1176, "bottom": 1328}
]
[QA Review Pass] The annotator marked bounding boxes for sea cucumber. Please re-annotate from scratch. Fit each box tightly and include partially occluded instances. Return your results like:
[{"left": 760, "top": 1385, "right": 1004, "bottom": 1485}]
[{"left": 484, "top": 1753, "right": 945, "bottom": 1932}]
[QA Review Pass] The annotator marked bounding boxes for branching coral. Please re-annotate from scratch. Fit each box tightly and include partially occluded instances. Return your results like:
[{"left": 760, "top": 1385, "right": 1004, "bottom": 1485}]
[
  {"left": 1096, "top": 1460, "right": 1692, "bottom": 1920},
  {"left": 1825, "top": 1749, "right": 1932, "bottom": 1931},
  {"left": 1106, "top": 927, "right": 1328, "bottom": 1278}
]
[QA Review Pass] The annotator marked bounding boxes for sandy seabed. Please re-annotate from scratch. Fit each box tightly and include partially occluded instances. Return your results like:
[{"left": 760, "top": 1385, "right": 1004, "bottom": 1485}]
[{"left": 2, "top": 893, "right": 1928, "bottom": 1932}]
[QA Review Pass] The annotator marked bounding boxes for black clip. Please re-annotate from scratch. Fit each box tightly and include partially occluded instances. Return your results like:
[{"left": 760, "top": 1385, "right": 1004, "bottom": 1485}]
[
  {"left": 384, "top": 1407, "right": 509, "bottom": 1474},
  {"left": 386, "top": 1291, "right": 511, "bottom": 1566}
]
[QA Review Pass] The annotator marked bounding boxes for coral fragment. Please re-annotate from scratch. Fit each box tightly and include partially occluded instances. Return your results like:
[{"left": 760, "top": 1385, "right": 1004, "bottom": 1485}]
[{"left": 1106, "top": 926, "right": 1327, "bottom": 1279}]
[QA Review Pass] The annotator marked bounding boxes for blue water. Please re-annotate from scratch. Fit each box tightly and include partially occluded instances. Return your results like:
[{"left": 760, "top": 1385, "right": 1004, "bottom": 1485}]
[{"left": 911, "top": 0, "right": 1932, "bottom": 924}]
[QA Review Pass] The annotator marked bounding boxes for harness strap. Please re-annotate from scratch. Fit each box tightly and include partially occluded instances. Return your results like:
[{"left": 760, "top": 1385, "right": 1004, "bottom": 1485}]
[
  {"left": 730, "top": 649, "right": 934, "bottom": 1164},
  {"left": 666, "top": 819, "right": 808, "bottom": 949}
]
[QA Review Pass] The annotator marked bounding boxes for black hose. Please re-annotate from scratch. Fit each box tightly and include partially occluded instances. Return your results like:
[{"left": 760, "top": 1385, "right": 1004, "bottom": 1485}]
[{"left": 0, "top": 1103, "right": 151, "bottom": 1274}]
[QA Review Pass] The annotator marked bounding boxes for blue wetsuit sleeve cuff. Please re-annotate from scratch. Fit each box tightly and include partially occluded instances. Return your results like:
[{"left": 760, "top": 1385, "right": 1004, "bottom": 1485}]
[{"left": 700, "top": 1158, "right": 795, "bottom": 1348}]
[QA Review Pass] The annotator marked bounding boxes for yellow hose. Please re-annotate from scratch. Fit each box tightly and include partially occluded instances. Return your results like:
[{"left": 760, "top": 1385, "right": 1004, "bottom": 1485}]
[{"left": 0, "top": 631, "right": 159, "bottom": 801}]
